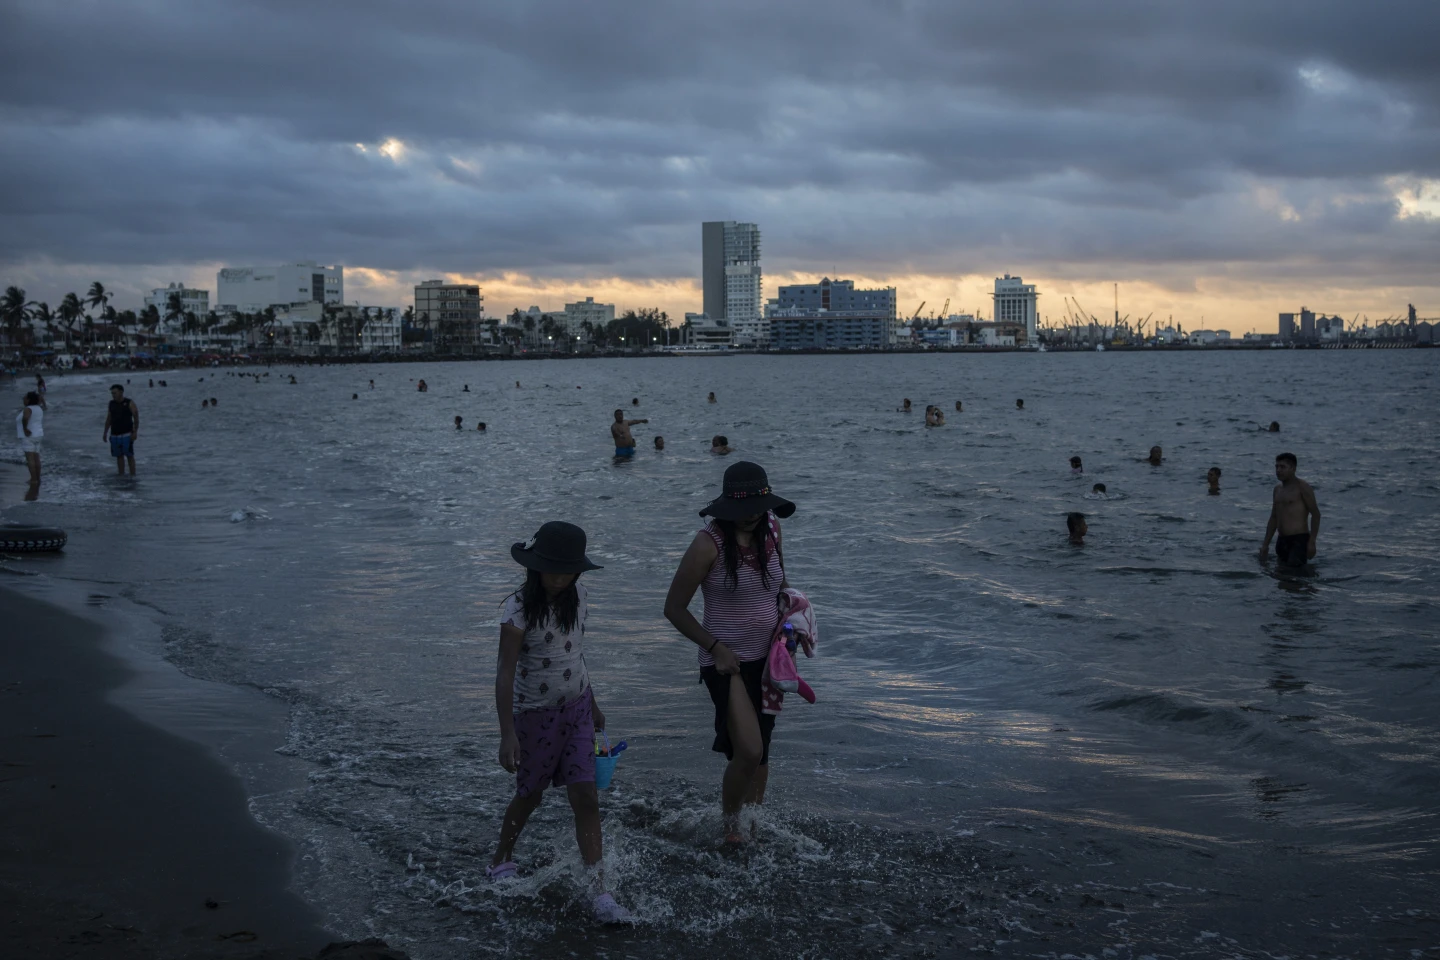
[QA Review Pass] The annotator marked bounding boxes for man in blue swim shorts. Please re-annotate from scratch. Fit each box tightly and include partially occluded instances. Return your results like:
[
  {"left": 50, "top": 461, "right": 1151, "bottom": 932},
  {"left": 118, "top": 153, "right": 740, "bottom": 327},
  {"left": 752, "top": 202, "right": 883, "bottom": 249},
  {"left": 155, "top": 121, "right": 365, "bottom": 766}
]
[
  {"left": 103, "top": 384, "right": 139, "bottom": 475},
  {"left": 609, "top": 409, "right": 647, "bottom": 458}
]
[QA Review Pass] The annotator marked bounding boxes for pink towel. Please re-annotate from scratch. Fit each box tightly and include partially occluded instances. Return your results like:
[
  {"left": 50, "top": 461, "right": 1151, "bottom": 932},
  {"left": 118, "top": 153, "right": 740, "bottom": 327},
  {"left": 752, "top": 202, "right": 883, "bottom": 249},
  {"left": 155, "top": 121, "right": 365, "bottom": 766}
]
[{"left": 761, "top": 588, "right": 817, "bottom": 716}]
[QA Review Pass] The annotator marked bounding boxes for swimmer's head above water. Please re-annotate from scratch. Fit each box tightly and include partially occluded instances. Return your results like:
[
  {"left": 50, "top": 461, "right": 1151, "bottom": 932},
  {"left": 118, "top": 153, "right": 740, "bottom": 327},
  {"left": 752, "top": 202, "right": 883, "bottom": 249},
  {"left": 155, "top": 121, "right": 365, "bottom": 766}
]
[
  {"left": 1148, "top": 445, "right": 1163, "bottom": 465},
  {"left": 1091, "top": 483, "right": 1106, "bottom": 495},
  {"left": 1066, "top": 512, "right": 1087, "bottom": 542}
]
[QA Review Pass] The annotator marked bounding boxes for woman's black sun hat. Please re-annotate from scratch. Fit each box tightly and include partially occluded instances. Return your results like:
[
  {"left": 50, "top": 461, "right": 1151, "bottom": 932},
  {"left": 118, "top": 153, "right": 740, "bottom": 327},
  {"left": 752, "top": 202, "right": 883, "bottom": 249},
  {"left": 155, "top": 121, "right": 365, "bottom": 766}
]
[
  {"left": 699, "top": 461, "right": 796, "bottom": 521},
  {"left": 510, "top": 521, "right": 603, "bottom": 573}
]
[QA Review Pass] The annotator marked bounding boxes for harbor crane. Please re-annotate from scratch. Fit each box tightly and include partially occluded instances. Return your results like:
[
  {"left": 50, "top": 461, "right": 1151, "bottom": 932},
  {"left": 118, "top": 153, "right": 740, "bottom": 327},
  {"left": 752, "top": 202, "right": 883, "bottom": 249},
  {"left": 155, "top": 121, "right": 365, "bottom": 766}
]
[
  {"left": 910, "top": 301, "right": 925, "bottom": 321},
  {"left": 939, "top": 298, "right": 950, "bottom": 320}
]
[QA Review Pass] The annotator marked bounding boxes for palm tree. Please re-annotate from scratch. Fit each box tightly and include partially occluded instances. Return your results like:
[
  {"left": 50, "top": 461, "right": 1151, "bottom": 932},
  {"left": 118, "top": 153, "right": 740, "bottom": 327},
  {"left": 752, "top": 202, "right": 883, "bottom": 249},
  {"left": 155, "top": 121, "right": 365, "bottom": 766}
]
[
  {"left": 140, "top": 303, "right": 161, "bottom": 351},
  {"left": 58, "top": 292, "right": 84, "bottom": 350},
  {"left": 165, "top": 291, "right": 184, "bottom": 335},
  {"left": 486, "top": 317, "right": 500, "bottom": 344},
  {"left": 2, "top": 285, "right": 34, "bottom": 348},
  {"left": 30, "top": 302, "right": 55, "bottom": 346},
  {"left": 522, "top": 315, "right": 535, "bottom": 345},
  {"left": 85, "top": 281, "right": 110, "bottom": 317}
]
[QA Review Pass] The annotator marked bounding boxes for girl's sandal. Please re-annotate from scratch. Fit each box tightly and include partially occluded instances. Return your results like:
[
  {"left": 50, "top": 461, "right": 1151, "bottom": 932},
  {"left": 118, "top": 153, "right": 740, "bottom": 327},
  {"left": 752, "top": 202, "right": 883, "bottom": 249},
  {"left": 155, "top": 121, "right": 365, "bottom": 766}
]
[{"left": 486, "top": 861, "right": 519, "bottom": 880}]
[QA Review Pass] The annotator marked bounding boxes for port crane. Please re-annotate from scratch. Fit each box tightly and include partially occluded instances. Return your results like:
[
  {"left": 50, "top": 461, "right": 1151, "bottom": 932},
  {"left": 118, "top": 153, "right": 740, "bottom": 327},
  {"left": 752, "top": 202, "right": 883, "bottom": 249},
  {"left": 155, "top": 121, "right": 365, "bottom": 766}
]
[{"left": 910, "top": 302, "right": 925, "bottom": 322}]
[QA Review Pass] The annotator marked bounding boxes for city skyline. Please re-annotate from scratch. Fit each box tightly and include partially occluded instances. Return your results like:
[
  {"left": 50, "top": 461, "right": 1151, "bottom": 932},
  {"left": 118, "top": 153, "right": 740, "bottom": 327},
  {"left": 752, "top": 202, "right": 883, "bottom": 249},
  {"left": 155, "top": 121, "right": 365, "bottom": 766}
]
[{"left": 3, "top": 1, "right": 1438, "bottom": 334}]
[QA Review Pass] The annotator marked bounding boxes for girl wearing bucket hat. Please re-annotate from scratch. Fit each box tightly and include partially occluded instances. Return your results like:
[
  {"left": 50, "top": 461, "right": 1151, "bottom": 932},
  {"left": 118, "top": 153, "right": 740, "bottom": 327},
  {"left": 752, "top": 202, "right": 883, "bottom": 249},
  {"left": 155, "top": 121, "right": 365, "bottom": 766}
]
[
  {"left": 664, "top": 461, "right": 795, "bottom": 845},
  {"left": 488, "top": 521, "right": 632, "bottom": 924}
]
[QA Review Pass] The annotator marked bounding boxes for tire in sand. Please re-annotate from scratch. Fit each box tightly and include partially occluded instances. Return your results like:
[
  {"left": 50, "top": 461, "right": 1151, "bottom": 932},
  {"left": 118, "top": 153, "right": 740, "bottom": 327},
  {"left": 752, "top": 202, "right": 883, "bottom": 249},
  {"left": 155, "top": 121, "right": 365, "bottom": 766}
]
[{"left": 0, "top": 526, "right": 67, "bottom": 553}]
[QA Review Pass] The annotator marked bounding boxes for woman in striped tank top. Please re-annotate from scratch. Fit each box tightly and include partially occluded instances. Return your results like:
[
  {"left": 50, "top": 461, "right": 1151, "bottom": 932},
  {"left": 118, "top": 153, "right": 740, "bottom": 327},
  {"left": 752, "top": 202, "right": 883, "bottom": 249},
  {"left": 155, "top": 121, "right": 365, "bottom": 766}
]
[{"left": 665, "top": 461, "right": 795, "bottom": 845}]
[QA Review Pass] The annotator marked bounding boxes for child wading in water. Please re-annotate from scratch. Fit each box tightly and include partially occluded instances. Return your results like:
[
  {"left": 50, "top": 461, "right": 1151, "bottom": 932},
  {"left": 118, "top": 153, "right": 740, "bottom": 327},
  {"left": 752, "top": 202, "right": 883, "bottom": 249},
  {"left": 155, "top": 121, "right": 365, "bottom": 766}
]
[{"left": 488, "top": 521, "right": 632, "bottom": 924}]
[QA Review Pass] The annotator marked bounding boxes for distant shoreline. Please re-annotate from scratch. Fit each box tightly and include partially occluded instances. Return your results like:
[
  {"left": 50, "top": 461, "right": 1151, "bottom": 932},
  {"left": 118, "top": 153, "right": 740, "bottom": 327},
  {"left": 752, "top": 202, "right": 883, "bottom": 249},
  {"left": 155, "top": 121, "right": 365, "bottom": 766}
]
[{"left": 5, "top": 339, "right": 1430, "bottom": 373}]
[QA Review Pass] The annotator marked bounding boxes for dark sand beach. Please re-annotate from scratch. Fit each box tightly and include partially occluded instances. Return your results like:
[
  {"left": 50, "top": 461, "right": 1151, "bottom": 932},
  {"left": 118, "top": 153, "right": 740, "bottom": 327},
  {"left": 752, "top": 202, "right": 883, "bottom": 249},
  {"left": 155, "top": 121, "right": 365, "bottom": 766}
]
[{"left": 0, "top": 586, "right": 331, "bottom": 958}]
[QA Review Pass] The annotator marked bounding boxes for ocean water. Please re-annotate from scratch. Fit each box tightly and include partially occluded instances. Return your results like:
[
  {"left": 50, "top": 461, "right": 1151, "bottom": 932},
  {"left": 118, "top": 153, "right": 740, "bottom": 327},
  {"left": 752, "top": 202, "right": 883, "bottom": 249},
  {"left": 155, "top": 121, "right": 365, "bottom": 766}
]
[{"left": 4, "top": 351, "right": 1439, "bottom": 958}]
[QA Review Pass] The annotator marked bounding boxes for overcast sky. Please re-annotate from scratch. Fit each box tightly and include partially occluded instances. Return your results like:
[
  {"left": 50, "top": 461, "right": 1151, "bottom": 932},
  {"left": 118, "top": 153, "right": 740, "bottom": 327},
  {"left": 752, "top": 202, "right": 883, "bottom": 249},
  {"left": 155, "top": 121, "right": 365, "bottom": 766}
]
[{"left": 2, "top": 0, "right": 1438, "bottom": 331}]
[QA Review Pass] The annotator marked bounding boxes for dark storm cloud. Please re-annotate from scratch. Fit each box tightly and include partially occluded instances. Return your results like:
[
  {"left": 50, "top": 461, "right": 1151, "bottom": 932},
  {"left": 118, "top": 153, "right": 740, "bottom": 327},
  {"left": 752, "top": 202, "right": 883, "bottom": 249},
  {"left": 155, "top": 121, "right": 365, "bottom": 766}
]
[{"left": 1, "top": 0, "right": 1438, "bottom": 291}]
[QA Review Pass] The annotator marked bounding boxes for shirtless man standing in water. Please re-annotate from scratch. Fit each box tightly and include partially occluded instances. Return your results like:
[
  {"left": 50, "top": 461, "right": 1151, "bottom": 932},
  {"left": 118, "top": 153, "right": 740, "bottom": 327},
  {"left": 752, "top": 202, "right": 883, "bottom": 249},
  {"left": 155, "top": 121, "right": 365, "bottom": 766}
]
[
  {"left": 1259, "top": 452, "right": 1320, "bottom": 567},
  {"left": 610, "top": 409, "right": 647, "bottom": 457}
]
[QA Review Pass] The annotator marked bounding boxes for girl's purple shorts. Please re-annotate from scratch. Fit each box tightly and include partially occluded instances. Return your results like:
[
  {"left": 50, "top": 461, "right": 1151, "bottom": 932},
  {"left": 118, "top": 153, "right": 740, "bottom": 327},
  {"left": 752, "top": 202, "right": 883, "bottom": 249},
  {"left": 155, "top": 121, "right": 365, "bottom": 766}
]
[{"left": 513, "top": 689, "right": 596, "bottom": 797}]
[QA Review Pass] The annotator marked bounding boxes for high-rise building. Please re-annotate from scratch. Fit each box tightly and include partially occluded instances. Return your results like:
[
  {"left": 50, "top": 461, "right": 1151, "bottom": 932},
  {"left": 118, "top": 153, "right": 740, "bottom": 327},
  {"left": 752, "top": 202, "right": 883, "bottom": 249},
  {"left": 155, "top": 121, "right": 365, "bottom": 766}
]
[
  {"left": 216, "top": 262, "right": 342, "bottom": 312},
  {"left": 991, "top": 275, "right": 1038, "bottom": 343},
  {"left": 702, "top": 221, "right": 762, "bottom": 324},
  {"left": 1278, "top": 313, "right": 1296, "bottom": 342},
  {"left": 415, "top": 280, "right": 484, "bottom": 352}
]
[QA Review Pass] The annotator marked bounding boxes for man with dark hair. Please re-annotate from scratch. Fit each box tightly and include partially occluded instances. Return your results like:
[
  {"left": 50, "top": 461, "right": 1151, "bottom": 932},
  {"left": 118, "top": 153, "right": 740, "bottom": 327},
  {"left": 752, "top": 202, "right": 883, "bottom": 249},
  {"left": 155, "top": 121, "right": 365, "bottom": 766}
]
[
  {"left": 610, "top": 409, "right": 646, "bottom": 457},
  {"left": 1066, "top": 512, "right": 1087, "bottom": 544},
  {"left": 103, "top": 384, "right": 139, "bottom": 476},
  {"left": 1207, "top": 467, "right": 1222, "bottom": 495},
  {"left": 1260, "top": 452, "right": 1320, "bottom": 567}
]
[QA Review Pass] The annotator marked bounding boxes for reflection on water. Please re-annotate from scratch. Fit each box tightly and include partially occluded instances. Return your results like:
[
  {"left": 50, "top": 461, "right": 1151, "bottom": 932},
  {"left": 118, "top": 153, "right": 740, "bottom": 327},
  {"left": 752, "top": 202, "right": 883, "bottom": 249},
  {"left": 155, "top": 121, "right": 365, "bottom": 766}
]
[{"left": 3, "top": 353, "right": 1438, "bottom": 957}]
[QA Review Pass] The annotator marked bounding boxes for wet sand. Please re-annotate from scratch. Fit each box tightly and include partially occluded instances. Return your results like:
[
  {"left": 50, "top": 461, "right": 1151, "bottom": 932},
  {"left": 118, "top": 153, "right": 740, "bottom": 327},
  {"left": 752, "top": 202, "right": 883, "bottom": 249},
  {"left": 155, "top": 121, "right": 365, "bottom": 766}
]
[{"left": 0, "top": 586, "right": 331, "bottom": 958}]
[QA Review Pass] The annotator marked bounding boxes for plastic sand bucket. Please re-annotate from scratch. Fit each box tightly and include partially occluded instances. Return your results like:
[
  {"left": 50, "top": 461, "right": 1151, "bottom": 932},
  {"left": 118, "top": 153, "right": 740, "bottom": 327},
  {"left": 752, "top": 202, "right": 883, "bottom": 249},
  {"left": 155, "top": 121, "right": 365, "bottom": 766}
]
[{"left": 594, "top": 732, "right": 621, "bottom": 790}]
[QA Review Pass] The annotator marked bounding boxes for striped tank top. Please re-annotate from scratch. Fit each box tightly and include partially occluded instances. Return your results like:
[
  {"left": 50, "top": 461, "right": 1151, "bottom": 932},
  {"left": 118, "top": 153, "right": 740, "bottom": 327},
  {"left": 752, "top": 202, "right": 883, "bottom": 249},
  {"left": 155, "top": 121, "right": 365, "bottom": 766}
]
[{"left": 697, "top": 518, "right": 783, "bottom": 666}]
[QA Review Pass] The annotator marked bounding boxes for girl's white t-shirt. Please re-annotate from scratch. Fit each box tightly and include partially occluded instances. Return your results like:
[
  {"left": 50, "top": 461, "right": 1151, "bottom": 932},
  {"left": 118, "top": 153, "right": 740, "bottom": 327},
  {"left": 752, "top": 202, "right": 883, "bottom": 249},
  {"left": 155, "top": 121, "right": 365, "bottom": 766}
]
[
  {"left": 16, "top": 404, "right": 42, "bottom": 440},
  {"left": 499, "top": 582, "right": 590, "bottom": 711}
]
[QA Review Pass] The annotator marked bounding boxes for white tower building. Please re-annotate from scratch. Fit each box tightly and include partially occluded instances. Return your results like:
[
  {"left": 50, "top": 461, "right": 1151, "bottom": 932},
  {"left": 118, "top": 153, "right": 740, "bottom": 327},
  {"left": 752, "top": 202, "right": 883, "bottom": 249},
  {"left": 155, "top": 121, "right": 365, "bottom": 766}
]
[{"left": 991, "top": 274, "right": 1038, "bottom": 343}]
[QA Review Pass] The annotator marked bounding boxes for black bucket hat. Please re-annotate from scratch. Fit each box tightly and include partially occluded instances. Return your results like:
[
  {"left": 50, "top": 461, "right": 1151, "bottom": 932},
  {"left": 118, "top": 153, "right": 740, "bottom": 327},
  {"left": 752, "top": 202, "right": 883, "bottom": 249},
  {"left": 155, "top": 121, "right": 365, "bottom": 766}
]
[
  {"left": 510, "top": 521, "right": 603, "bottom": 573},
  {"left": 699, "top": 461, "right": 796, "bottom": 521}
]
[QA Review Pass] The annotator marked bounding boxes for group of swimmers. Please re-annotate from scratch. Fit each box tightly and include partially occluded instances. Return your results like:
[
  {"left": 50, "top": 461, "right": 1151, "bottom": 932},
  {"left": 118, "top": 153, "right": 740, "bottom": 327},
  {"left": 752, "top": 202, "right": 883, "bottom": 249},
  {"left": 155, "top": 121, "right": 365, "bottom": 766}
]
[{"left": 1052, "top": 423, "right": 1318, "bottom": 568}]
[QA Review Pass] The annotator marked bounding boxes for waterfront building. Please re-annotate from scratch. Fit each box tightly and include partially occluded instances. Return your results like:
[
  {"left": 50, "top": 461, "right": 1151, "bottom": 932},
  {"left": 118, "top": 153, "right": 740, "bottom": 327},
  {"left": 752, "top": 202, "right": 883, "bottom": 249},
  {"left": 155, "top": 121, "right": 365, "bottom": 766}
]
[
  {"left": 991, "top": 275, "right": 1038, "bottom": 344},
  {"left": 415, "top": 280, "right": 484, "bottom": 352},
  {"left": 1417, "top": 321, "right": 1434, "bottom": 344},
  {"left": 217, "top": 262, "right": 342, "bottom": 312},
  {"left": 143, "top": 282, "right": 210, "bottom": 348},
  {"left": 769, "top": 310, "right": 895, "bottom": 350},
  {"left": 1278, "top": 313, "right": 1296, "bottom": 341},
  {"left": 144, "top": 283, "right": 209, "bottom": 322},
  {"left": 772, "top": 277, "right": 897, "bottom": 318},
  {"left": 563, "top": 297, "right": 614, "bottom": 338},
  {"left": 1300, "top": 307, "right": 1317, "bottom": 341},
  {"left": 701, "top": 221, "right": 762, "bottom": 328},
  {"left": 682, "top": 312, "right": 734, "bottom": 348}
]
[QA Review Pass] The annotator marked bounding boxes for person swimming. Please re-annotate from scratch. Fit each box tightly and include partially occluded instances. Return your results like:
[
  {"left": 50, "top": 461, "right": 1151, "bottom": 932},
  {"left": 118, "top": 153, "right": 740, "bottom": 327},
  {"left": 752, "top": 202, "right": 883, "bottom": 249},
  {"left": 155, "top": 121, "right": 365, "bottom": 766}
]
[
  {"left": 1015, "top": 399, "right": 1024, "bottom": 410},
  {"left": 1207, "top": 466, "right": 1222, "bottom": 494},
  {"left": 1070, "top": 456, "right": 1083, "bottom": 475},
  {"left": 477, "top": 422, "right": 487, "bottom": 432},
  {"left": 710, "top": 435, "right": 733, "bottom": 455},
  {"left": 1066, "top": 512, "right": 1087, "bottom": 544},
  {"left": 455, "top": 415, "right": 463, "bottom": 430},
  {"left": 1268, "top": 421, "right": 1280, "bottom": 432},
  {"left": 1090, "top": 483, "right": 1107, "bottom": 498},
  {"left": 1147, "top": 445, "right": 1163, "bottom": 465},
  {"left": 954, "top": 401, "right": 962, "bottom": 412},
  {"left": 464, "top": 384, "right": 471, "bottom": 392},
  {"left": 654, "top": 436, "right": 665, "bottom": 450},
  {"left": 899, "top": 398, "right": 912, "bottom": 413},
  {"left": 707, "top": 392, "right": 717, "bottom": 403}
]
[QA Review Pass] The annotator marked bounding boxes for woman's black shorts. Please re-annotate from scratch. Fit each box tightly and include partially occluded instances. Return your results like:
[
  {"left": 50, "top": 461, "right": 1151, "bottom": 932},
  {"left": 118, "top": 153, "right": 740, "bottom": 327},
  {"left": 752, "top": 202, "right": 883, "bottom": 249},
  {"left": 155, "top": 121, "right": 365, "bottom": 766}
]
[{"left": 700, "top": 658, "right": 776, "bottom": 765}]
